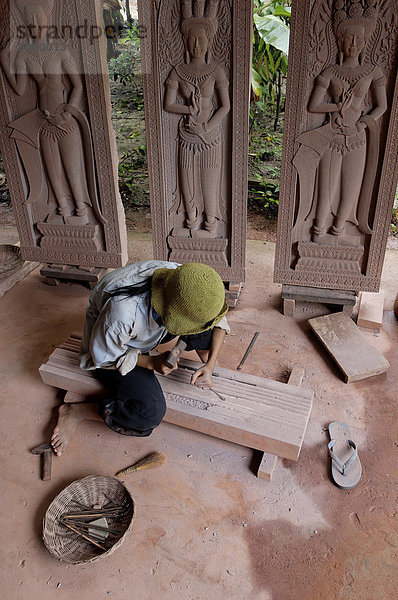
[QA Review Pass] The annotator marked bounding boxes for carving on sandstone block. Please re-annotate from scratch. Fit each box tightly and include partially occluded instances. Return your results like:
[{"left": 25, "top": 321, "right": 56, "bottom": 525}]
[
  {"left": 168, "top": 235, "right": 228, "bottom": 265},
  {"left": 139, "top": 0, "right": 250, "bottom": 282},
  {"left": 1, "top": 1, "right": 104, "bottom": 231},
  {"left": 165, "top": 392, "right": 214, "bottom": 411},
  {"left": 0, "top": 0, "right": 128, "bottom": 267},
  {"left": 274, "top": 0, "right": 398, "bottom": 291},
  {"left": 163, "top": 0, "right": 231, "bottom": 240},
  {"left": 293, "top": 0, "right": 387, "bottom": 247}
]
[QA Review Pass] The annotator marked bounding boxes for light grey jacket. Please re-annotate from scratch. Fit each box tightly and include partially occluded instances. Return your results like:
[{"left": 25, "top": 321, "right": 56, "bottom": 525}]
[{"left": 79, "top": 260, "right": 229, "bottom": 375}]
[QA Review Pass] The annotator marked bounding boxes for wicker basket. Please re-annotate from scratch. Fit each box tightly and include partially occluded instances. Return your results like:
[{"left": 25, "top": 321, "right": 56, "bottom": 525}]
[
  {"left": 0, "top": 245, "right": 23, "bottom": 278},
  {"left": 43, "top": 475, "right": 135, "bottom": 564}
]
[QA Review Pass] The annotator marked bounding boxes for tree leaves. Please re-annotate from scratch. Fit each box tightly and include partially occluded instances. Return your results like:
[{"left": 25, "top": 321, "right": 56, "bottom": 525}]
[
  {"left": 251, "top": 2, "right": 291, "bottom": 129},
  {"left": 253, "top": 14, "right": 290, "bottom": 56}
]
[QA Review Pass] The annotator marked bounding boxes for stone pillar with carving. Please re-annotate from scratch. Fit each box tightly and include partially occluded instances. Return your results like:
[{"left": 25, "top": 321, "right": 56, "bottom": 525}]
[
  {"left": 138, "top": 0, "right": 252, "bottom": 289},
  {"left": 0, "top": 0, "right": 128, "bottom": 269},
  {"left": 274, "top": 0, "right": 398, "bottom": 293}
]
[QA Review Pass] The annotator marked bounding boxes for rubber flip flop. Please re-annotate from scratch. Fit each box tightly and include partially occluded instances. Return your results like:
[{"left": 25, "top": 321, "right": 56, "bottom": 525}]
[{"left": 328, "top": 422, "right": 362, "bottom": 490}]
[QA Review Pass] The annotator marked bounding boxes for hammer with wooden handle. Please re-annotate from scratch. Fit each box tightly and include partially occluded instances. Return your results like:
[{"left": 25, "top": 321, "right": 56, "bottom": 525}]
[
  {"left": 164, "top": 338, "right": 187, "bottom": 369},
  {"left": 31, "top": 443, "right": 54, "bottom": 481}
]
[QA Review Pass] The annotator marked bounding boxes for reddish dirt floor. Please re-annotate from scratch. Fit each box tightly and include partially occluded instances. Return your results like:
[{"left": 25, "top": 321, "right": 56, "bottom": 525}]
[
  {"left": 0, "top": 228, "right": 397, "bottom": 600},
  {"left": 120, "top": 205, "right": 279, "bottom": 242}
]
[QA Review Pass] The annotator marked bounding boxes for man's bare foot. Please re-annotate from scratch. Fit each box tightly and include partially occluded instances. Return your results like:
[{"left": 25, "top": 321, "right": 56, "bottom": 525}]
[{"left": 51, "top": 404, "right": 80, "bottom": 456}]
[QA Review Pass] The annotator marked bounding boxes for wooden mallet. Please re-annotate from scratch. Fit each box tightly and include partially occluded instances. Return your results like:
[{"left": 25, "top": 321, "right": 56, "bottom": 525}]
[{"left": 31, "top": 443, "right": 54, "bottom": 481}]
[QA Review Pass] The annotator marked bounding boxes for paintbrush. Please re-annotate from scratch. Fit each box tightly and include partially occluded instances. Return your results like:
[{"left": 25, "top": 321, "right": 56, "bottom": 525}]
[{"left": 115, "top": 451, "right": 166, "bottom": 477}]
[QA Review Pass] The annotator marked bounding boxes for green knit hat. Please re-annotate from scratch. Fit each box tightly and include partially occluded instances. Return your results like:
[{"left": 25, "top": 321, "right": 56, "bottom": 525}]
[{"left": 151, "top": 263, "right": 228, "bottom": 335}]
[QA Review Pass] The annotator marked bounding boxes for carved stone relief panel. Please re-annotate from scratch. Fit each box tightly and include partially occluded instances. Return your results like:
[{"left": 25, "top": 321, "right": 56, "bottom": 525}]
[
  {"left": 0, "top": 0, "right": 128, "bottom": 268},
  {"left": 274, "top": 0, "right": 398, "bottom": 291},
  {"left": 138, "top": 0, "right": 252, "bottom": 283}
]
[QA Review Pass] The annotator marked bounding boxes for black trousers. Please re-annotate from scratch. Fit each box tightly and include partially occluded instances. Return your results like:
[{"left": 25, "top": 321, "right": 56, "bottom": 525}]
[{"left": 95, "top": 329, "right": 214, "bottom": 436}]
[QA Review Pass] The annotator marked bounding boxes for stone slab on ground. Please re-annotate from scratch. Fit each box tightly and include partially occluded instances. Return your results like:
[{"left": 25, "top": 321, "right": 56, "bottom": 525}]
[
  {"left": 309, "top": 312, "right": 390, "bottom": 383},
  {"left": 39, "top": 337, "right": 314, "bottom": 462},
  {"left": 357, "top": 291, "right": 385, "bottom": 330},
  {"left": 39, "top": 335, "right": 103, "bottom": 396},
  {"left": 281, "top": 285, "right": 357, "bottom": 316}
]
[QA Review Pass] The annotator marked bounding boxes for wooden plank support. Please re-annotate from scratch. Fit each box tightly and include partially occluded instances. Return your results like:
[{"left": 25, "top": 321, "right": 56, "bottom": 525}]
[
  {"left": 282, "top": 284, "right": 357, "bottom": 316},
  {"left": 257, "top": 366, "right": 306, "bottom": 480},
  {"left": 40, "top": 337, "right": 314, "bottom": 463},
  {"left": 282, "top": 285, "right": 357, "bottom": 304},
  {"left": 283, "top": 298, "right": 295, "bottom": 317},
  {"left": 40, "top": 265, "right": 109, "bottom": 289},
  {"left": 224, "top": 282, "right": 242, "bottom": 308},
  {"left": 287, "top": 367, "right": 305, "bottom": 388},
  {"left": 357, "top": 291, "right": 385, "bottom": 330},
  {"left": 257, "top": 452, "right": 278, "bottom": 481},
  {"left": 309, "top": 312, "right": 390, "bottom": 383}
]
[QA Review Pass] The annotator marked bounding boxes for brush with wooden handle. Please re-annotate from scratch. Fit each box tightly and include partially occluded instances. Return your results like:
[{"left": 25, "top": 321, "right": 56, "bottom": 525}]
[{"left": 115, "top": 451, "right": 166, "bottom": 477}]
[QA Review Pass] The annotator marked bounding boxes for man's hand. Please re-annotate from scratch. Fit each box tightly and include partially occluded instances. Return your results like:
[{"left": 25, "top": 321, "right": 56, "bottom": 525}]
[
  {"left": 190, "top": 365, "right": 213, "bottom": 389},
  {"left": 150, "top": 352, "right": 178, "bottom": 376}
]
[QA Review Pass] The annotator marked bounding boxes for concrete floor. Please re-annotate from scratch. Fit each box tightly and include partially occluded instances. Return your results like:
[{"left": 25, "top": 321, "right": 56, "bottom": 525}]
[{"left": 0, "top": 228, "right": 397, "bottom": 600}]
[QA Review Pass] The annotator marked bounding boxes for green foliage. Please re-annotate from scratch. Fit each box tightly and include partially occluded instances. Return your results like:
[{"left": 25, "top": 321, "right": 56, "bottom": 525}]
[
  {"left": 118, "top": 145, "right": 148, "bottom": 204},
  {"left": 0, "top": 152, "right": 7, "bottom": 189},
  {"left": 250, "top": 131, "right": 283, "bottom": 162},
  {"left": 119, "top": 146, "right": 147, "bottom": 186},
  {"left": 249, "top": 177, "right": 280, "bottom": 218},
  {"left": 108, "top": 22, "right": 144, "bottom": 110},
  {"left": 254, "top": 13, "right": 290, "bottom": 55},
  {"left": 252, "top": 1, "right": 291, "bottom": 131},
  {"left": 249, "top": 123, "right": 283, "bottom": 218},
  {"left": 108, "top": 23, "right": 141, "bottom": 88},
  {"left": 392, "top": 191, "right": 398, "bottom": 236}
]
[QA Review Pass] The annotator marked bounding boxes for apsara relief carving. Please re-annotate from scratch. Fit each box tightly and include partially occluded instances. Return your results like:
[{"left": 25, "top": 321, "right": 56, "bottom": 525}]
[
  {"left": 293, "top": 0, "right": 387, "bottom": 244},
  {"left": 163, "top": 0, "right": 230, "bottom": 239},
  {"left": 138, "top": 0, "right": 252, "bottom": 282},
  {"left": 0, "top": 0, "right": 127, "bottom": 267},
  {"left": 274, "top": 0, "right": 398, "bottom": 291}
]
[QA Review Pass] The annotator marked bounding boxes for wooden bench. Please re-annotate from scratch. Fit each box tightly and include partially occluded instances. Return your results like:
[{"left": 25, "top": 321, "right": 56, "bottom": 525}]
[{"left": 40, "top": 336, "right": 314, "bottom": 477}]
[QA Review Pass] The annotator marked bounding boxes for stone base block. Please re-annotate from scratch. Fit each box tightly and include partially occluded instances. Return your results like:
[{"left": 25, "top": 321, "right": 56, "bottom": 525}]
[
  {"left": 168, "top": 235, "right": 228, "bottom": 266},
  {"left": 295, "top": 242, "right": 364, "bottom": 277},
  {"left": 37, "top": 222, "right": 101, "bottom": 254}
]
